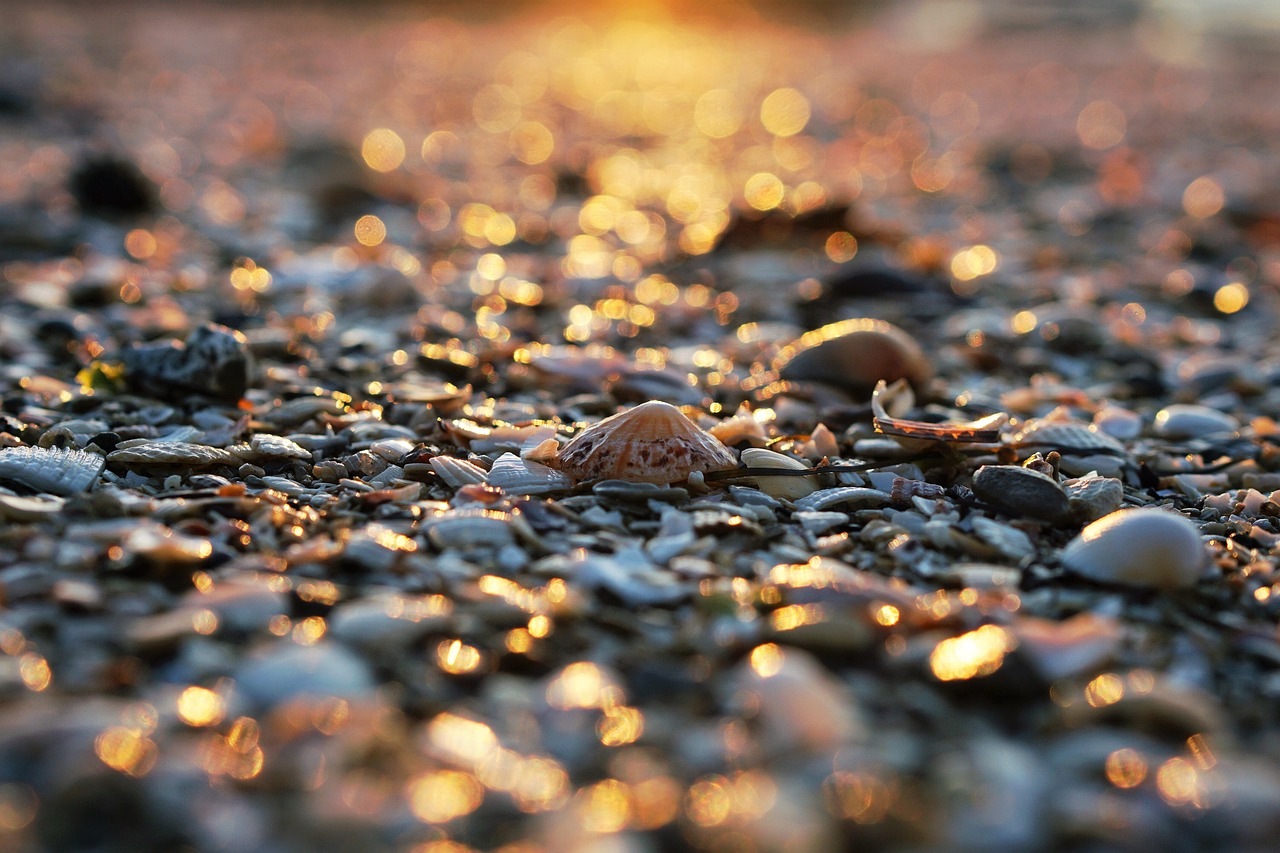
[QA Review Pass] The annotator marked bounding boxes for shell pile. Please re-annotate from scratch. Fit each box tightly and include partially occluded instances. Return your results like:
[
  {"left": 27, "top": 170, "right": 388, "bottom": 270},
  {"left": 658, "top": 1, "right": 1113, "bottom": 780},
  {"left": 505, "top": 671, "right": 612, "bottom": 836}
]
[{"left": 0, "top": 6, "right": 1278, "bottom": 853}]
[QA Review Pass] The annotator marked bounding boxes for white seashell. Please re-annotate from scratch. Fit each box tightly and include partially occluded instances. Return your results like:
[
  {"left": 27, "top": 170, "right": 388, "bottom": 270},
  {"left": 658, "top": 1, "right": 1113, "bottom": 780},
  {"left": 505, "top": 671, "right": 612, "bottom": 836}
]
[
  {"left": 1060, "top": 508, "right": 1210, "bottom": 589},
  {"left": 1009, "top": 420, "right": 1125, "bottom": 454},
  {"left": 740, "top": 447, "right": 817, "bottom": 501},
  {"left": 247, "top": 433, "right": 312, "bottom": 460},
  {"left": 793, "top": 511, "right": 848, "bottom": 534},
  {"left": 486, "top": 452, "right": 571, "bottom": 495},
  {"left": 1064, "top": 476, "right": 1124, "bottom": 523},
  {"left": 554, "top": 400, "right": 737, "bottom": 484},
  {"left": 424, "top": 509, "right": 515, "bottom": 549},
  {"left": 369, "top": 438, "right": 416, "bottom": 463},
  {"left": 108, "top": 442, "right": 238, "bottom": 467},
  {"left": 0, "top": 446, "right": 104, "bottom": 496},
  {"left": 1152, "top": 404, "right": 1238, "bottom": 439},
  {"left": 970, "top": 516, "right": 1035, "bottom": 561},
  {"left": 793, "top": 487, "right": 890, "bottom": 512},
  {"left": 1092, "top": 404, "right": 1142, "bottom": 440},
  {"left": 429, "top": 456, "right": 488, "bottom": 488},
  {"left": 0, "top": 493, "right": 66, "bottom": 521}
]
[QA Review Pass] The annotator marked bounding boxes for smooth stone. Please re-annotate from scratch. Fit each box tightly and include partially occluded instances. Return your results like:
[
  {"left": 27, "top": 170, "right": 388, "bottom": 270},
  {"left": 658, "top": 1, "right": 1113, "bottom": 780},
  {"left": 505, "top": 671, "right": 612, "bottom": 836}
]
[
  {"left": 1060, "top": 508, "right": 1210, "bottom": 589},
  {"left": 1152, "top": 404, "right": 1238, "bottom": 439},
  {"left": 972, "top": 465, "right": 1069, "bottom": 522},
  {"left": 234, "top": 641, "right": 376, "bottom": 708}
]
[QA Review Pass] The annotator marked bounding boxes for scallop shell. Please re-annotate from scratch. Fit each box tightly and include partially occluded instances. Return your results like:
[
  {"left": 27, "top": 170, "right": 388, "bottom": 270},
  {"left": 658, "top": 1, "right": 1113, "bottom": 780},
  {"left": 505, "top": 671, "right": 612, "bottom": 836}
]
[
  {"left": 429, "top": 456, "right": 488, "bottom": 488},
  {"left": 486, "top": 453, "right": 572, "bottom": 495},
  {"left": 772, "top": 318, "right": 932, "bottom": 398},
  {"left": 793, "top": 486, "right": 890, "bottom": 512},
  {"left": 1060, "top": 508, "right": 1210, "bottom": 589},
  {"left": 554, "top": 400, "right": 737, "bottom": 484},
  {"left": 0, "top": 446, "right": 105, "bottom": 495},
  {"left": 1008, "top": 420, "right": 1125, "bottom": 454},
  {"left": 108, "top": 442, "right": 239, "bottom": 467}
]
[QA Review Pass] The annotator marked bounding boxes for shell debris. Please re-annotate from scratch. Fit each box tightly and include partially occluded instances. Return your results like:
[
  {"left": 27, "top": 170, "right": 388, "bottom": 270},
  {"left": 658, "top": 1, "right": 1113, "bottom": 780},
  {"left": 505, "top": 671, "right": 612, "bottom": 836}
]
[{"left": 552, "top": 400, "right": 737, "bottom": 484}]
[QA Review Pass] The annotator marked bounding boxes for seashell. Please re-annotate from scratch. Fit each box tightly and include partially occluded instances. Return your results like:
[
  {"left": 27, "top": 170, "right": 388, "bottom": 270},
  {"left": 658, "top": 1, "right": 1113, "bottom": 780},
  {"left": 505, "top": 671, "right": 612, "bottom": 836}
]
[
  {"left": 1063, "top": 476, "right": 1124, "bottom": 524},
  {"left": 262, "top": 394, "right": 349, "bottom": 428},
  {"left": 740, "top": 447, "right": 817, "bottom": 501},
  {"left": 368, "top": 437, "right": 416, "bottom": 462},
  {"left": 429, "top": 456, "right": 488, "bottom": 488},
  {"left": 1152, "top": 404, "right": 1238, "bottom": 439},
  {"left": 424, "top": 508, "right": 515, "bottom": 549},
  {"left": 734, "top": 645, "right": 865, "bottom": 755},
  {"left": 972, "top": 465, "right": 1069, "bottom": 522},
  {"left": 0, "top": 446, "right": 105, "bottom": 496},
  {"left": 772, "top": 318, "right": 932, "bottom": 398},
  {"left": 1060, "top": 508, "right": 1211, "bottom": 589},
  {"left": 121, "top": 323, "right": 253, "bottom": 403},
  {"left": 889, "top": 477, "right": 946, "bottom": 504},
  {"left": 108, "top": 442, "right": 239, "bottom": 467},
  {"left": 1091, "top": 404, "right": 1142, "bottom": 440},
  {"left": 591, "top": 479, "right": 689, "bottom": 502},
  {"left": 235, "top": 642, "right": 376, "bottom": 710},
  {"left": 554, "top": 400, "right": 737, "bottom": 484},
  {"left": 1008, "top": 419, "right": 1125, "bottom": 455},
  {"left": 0, "top": 493, "right": 65, "bottom": 521},
  {"left": 485, "top": 453, "right": 572, "bottom": 495},
  {"left": 1011, "top": 612, "right": 1121, "bottom": 682},
  {"left": 793, "top": 486, "right": 890, "bottom": 512},
  {"left": 970, "top": 515, "right": 1035, "bottom": 561},
  {"left": 246, "top": 433, "right": 312, "bottom": 460},
  {"left": 793, "top": 510, "right": 848, "bottom": 534},
  {"left": 872, "top": 380, "right": 1007, "bottom": 445}
]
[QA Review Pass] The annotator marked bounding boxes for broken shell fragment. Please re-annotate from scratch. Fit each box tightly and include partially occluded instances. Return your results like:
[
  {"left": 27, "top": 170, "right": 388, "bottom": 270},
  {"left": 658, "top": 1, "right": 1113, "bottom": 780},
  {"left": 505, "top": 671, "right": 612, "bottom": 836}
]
[
  {"left": 1060, "top": 508, "right": 1211, "bottom": 589},
  {"left": 872, "top": 380, "right": 1007, "bottom": 445},
  {"left": 553, "top": 400, "right": 737, "bottom": 484},
  {"left": 772, "top": 318, "right": 932, "bottom": 398},
  {"left": 0, "top": 446, "right": 105, "bottom": 496}
]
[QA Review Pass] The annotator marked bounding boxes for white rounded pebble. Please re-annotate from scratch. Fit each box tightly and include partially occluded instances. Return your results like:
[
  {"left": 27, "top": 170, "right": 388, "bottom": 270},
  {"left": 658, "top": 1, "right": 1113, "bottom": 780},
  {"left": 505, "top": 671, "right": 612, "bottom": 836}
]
[
  {"left": 1061, "top": 508, "right": 1210, "bottom": 589},
  {"left": 1152, "top": 404, "right": 1238, "bottom": 439}
]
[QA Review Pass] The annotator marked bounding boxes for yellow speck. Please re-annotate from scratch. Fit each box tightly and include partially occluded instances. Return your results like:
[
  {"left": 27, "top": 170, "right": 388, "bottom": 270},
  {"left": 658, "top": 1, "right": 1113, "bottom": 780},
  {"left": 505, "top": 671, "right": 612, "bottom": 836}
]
[
  {"left": 124, "top": 229, "right": 157, "bottom": 260},
  {"left": 1105, "top": 748, "right": 1147, "bottom": 789},
  {"left": 760, "top": 88, "right": 811, "bottom": 137},
  {"left": 1156, "top": 757, "right": 1199, "bottom": 805},
  {"left": 745, "top": 172, "right": 785, "bottom": 211},
  {"left": 874, "top": 604, "right": 900, "bottom": 627},
  {"left": 354, "top": 214, "right": 386, "bottom": 247},
  {"left": 177, "top": 686, "right": 225, "bottom": 727},
  {"left": 18, "top": 654, "right": 50, "bottom": 692},
  {"left": 1085, "top": 673, "right": 1125, "bottom": 707},
  {"left": 929, "top": 625, "right": 1012, "bottom": 681},
  {"left": 437, "top": 639, "right": 484, "bottom": 675},
  {"left": 1011, "top": 310, "right": 1038, "bottom": 335},
  {"left": 1183, "top": 176, "right": 1224, "bottom": 219},
  {"left": 408, "top": 770, "right": 484, "bottom": 823},
  {"left": 95, "top": 727, "right": 157, "bottom": 777},
  {"left": 361, "top": 128, "right": 405, "bottom": 173},
  {"left": 580, "top": 779, "right": 631, "bottom": 833},
  {"left": 597, "top": 706, "right": 644, "bottom": 747},
  {"left": 192, "top": 609, "right": 219, "bottom": 636},
  {"left": 748, "top": 643, "right": 784, "bottom": 678},
  {"left": 1213, "top": 282, "right": 1248, "bottom": 314},
  {"left": 825, "top": 231, "right": 858, "bottom": 263}
]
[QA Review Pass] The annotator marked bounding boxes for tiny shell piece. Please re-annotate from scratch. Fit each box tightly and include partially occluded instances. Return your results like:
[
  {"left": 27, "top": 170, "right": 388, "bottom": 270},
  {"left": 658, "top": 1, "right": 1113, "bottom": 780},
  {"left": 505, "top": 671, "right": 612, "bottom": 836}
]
[
  {"left": 1152, "top": 404, "right": 1239, "bottom": 439},
  {"left": 1060, "top": 508, "right": 1210, "bottom": 590},
  {"left": 555, "top": 400, "right": 737, "bottom": 484},
  {"left": 740, "top": 447, "right": 817, "bottom": 501},
  {"left": 0, "top": 446, "right": 105, "bottom": 496}
]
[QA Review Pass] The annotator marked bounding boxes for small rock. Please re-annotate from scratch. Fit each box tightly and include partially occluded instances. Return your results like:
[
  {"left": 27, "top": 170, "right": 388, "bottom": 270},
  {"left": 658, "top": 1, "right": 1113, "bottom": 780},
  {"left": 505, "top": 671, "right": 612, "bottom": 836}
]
[{"left": 972, "top": 465, "right": 1069, "bottom": 522}]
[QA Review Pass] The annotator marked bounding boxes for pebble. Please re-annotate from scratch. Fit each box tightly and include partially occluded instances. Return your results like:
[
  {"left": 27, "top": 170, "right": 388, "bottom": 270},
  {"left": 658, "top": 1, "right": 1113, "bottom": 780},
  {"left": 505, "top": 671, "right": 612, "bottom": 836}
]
[
  {"left": 1060, "top": 508, "right": 1211, "bottom": 589},
  {"left": 772, "top": 318, "right": 933, "bottom": 398},
  {"left": 234, "top": 641, "right": 377, "bottom": 709},
  {"left": 1152, "top": 404, "right": 1239, "bottom": 438},
  {"left": 972, "top": 465, "right": 1070, "bottom": 522}
]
